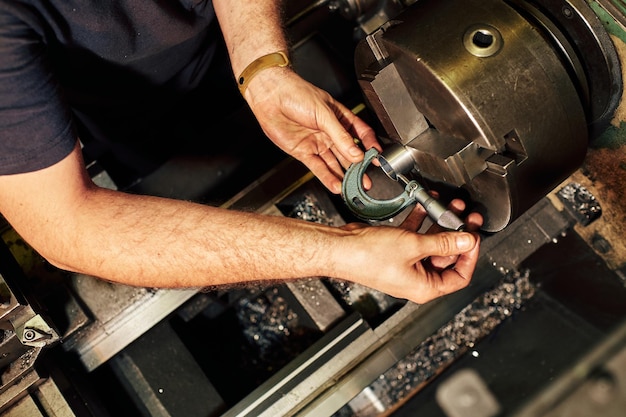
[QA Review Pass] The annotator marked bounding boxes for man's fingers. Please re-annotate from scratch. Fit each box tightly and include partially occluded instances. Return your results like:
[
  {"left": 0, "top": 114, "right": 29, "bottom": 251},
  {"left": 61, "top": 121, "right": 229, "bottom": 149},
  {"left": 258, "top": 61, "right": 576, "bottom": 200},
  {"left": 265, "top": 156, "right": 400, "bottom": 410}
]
[
  {"left": 419, "top": 231, "right": 478, "bottom": 258},
  {"left": 428, "top": 255, "right": 457, "bottom": 271},
  {"left": 331, "top": 103, "right": 380, "bottom": 160},
  {"left": 320, "top": 108, "right": 366, "bottom": 163},
  {"left": 464, "top": 211, "right": 484, "bottom": 232},
  {"left": 427, "top": 232, "right": 481, "bottom": 296},
  {"left": 302, "top": 155, "right": 343, "bottom": 194},
  {"left": 443, "top": 232, "right": 482, "bottom": 280}
]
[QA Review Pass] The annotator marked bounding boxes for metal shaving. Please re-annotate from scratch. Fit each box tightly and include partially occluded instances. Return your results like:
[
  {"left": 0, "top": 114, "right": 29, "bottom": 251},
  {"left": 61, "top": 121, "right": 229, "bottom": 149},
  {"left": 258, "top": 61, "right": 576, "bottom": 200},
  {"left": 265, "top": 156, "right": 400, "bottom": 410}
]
[
  {"left": 235, "top": 287, "right": 320, "bottom": 377},
  {"left": 334, "top": 269, "right": 537, "bottom": 417},
  {"left": 327, "top": 279, "right": 400, "bottom": 319},
  {"left": 230, "top": 196, "right": 346, "bottom": 380},
  {"left": 557, "top": 182, "right": 602, "bottom": 226},
  {"left": 287, "top": 194, "right": 335, "bottom": 225}
]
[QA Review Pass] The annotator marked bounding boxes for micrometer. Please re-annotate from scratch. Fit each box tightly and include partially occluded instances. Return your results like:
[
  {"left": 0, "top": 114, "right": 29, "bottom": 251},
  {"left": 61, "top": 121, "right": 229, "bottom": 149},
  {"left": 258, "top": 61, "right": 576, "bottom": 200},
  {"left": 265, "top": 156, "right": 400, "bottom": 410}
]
[{"left": 341, "top": 148, "right": 465, "bottom": 231}]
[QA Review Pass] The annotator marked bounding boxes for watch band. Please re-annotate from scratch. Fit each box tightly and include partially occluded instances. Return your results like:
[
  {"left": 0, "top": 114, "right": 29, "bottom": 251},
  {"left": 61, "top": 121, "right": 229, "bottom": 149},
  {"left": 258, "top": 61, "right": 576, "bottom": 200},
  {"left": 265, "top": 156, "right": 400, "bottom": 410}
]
[{"left": 237, "top": 51, "right": 290, "bottom": 95}]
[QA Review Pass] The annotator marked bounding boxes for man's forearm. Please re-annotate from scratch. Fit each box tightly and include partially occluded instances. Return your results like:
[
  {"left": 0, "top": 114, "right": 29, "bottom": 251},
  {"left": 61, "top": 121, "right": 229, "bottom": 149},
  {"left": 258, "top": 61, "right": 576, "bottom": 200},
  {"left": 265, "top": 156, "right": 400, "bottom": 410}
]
[
  {"left": 0, "top": 144, "right": 341, "bottom": 289},
  {"left": 50, "top": 187, "right": 347, "bottom": 288},
  {"left": 213, "top": 0, "right": 289, "bottom": 76},
  {"left": 0, "top": 142, "right": 481, "bottom": 303}
]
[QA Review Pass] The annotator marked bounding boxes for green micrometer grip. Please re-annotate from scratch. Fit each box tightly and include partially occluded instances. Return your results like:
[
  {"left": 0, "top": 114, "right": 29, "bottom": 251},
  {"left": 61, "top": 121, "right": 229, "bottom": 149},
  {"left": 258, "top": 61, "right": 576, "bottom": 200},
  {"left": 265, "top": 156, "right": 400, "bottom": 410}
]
[
  {"left": 341, "top": 148, "right": 419, "bottom": 221},
  {"left": 341, "top": 148, "right": 466, "bottom": 230}
]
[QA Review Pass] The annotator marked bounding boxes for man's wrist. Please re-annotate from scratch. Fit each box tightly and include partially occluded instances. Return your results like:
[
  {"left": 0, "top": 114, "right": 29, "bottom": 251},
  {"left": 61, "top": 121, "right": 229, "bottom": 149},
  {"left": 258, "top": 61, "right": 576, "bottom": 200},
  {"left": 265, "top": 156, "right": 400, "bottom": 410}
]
[{"left": 237, "top": 51, "right": 291, "bottom": 95}]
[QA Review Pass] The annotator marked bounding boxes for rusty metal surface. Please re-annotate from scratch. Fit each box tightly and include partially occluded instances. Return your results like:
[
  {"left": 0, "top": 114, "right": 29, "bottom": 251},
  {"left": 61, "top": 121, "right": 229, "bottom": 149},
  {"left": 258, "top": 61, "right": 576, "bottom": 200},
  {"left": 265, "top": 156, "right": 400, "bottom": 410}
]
[{"left": 546, "top": 33, "right": 626, "bottom": 274}]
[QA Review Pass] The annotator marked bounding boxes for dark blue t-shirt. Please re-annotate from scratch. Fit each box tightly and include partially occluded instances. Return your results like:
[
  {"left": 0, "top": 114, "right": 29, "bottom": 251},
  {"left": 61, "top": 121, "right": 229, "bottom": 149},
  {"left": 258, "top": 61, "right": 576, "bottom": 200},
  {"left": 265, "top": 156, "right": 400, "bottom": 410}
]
[{"left": 0, "top": 0, "right": 219, "bottom": 176}]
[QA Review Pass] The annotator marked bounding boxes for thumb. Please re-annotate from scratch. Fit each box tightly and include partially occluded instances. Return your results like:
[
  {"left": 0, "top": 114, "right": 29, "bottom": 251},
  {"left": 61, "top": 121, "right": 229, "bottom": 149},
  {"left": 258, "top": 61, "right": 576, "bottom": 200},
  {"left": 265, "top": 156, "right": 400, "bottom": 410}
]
[{"left": 420, "top": 232, "right": 477, "bottom": 257}]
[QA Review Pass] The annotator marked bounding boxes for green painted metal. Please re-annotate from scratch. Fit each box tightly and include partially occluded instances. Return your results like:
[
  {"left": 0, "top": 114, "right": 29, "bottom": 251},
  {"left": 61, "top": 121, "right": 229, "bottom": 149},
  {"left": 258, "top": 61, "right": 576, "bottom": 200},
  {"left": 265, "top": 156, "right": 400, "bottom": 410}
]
[
  {"left": 589, "top": 1, "right": 626, "bottom": 42},
  {"left": 341, "top": 148, "right": 418, "bottom": 221}
]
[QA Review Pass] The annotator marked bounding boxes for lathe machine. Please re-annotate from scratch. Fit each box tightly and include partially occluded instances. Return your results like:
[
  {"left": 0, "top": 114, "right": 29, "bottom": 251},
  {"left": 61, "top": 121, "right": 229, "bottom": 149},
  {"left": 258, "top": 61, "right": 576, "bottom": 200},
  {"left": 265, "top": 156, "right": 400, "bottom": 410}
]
[{"left": 1, "top": 1, "right": 626, "bottom": 416}]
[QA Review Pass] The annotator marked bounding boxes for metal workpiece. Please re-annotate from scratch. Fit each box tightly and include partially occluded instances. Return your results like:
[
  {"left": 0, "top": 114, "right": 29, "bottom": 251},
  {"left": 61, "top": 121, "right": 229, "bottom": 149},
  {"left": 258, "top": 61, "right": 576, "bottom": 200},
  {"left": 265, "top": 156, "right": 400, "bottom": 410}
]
[
  {"left": 377, "top": 142, "right": 415, "bottom": 182},
  {"left": 352, "top": 0, "right": 622, "bottom": 232}
]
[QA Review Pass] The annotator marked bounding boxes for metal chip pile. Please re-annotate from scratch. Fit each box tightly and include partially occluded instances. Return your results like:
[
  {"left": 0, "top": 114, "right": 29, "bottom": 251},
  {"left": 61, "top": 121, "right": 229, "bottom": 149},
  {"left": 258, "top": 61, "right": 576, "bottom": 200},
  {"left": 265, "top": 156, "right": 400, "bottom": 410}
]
[
  {"left": 235, "top": 286, "right": 322, "bottom": 380},
  {"left": 335, "top": 269, "right": 537, "bottom": 417},
  {"left": 287, "top": 194, "right": 336, "bottom": 225}
]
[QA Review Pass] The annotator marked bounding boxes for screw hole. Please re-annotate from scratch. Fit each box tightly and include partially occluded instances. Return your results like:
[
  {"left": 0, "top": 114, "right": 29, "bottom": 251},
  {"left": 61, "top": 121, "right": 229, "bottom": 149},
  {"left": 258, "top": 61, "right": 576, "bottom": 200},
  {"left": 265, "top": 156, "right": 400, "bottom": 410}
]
[
  {"left": 473, "top": 30, "right": 494, "bottom": 48},
  {"left": 464, "top": 25, "right": 503, "bottom": 57}
]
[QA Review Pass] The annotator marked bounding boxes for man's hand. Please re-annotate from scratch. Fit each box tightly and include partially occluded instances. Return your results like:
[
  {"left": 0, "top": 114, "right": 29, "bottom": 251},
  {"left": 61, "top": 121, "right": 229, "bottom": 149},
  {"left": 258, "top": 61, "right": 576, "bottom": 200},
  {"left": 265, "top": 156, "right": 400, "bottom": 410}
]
[
  {"left": 243, "top": 68, "right": 380, "bottom": 194},
  {"left": 239, "top": 62, "right": 484, "bottom": 304},
  {"left": 339, "top": 199, "right": 483, "bottom": 304},
  {"left": 214, "top": 0, "right": 379, "bottom": 194}
]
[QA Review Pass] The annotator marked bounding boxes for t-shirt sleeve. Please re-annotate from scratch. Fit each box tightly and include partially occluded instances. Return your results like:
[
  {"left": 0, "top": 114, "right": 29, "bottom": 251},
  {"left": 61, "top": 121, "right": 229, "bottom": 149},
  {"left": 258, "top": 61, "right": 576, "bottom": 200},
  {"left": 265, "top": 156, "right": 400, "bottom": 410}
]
[{"left": 0, "top": 7, "right": 77, "bottom": 175}]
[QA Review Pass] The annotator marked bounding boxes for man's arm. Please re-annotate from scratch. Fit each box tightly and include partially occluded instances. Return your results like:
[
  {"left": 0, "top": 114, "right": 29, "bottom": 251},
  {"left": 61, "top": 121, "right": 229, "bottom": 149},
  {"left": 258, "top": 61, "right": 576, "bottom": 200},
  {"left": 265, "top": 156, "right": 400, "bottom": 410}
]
[
  {"left": 0, "top": 143, "right": 336, "bottom": 287},
  {"left": 212, "top": 1, "right": 287, "bottom": 80},
  {"left": 0, "top": 1, "right": 482, "bottom": 304},
  {"left": 213, "top": 0, "right": 381, "bottom": 194},
  {"left": 0, "top": 142, "right": 481, "bottom": 303}
]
